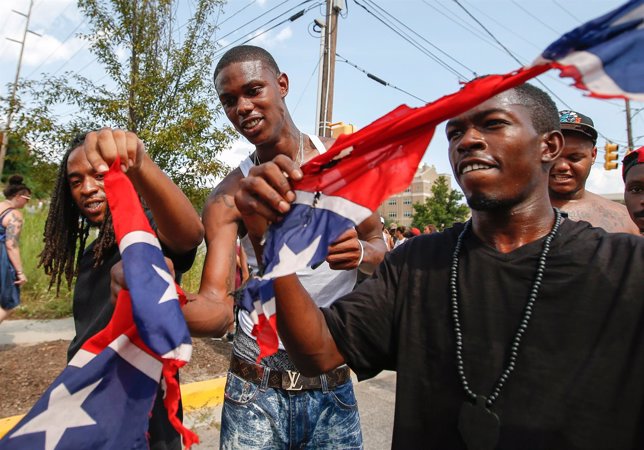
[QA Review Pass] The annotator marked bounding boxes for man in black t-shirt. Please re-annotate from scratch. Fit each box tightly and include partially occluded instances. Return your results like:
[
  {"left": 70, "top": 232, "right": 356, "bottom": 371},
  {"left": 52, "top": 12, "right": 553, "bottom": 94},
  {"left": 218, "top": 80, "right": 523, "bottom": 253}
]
[
  {"left": 40, "top": 129, "right": 204, "bottom": 450},
  {"left": 235, "top": 84, "right": 644, "bottom": 449}
]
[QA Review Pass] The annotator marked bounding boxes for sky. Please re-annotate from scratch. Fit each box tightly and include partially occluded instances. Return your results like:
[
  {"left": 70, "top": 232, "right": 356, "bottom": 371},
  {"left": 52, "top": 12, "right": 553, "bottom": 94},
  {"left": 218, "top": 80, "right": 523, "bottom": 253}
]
[{"left": 0, "top": 0, "right": 642, "bottom": 195}]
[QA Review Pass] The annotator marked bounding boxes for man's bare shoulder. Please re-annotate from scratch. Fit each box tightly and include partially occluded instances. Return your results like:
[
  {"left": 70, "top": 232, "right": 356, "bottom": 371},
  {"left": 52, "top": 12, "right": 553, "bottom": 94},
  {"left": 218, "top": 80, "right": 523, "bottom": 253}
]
[
  {"left": 560, "top": 192, "right": 638, "bottom": 234},
  {"left": 202, "top": 168, "right": 244, "bottom": 223}
]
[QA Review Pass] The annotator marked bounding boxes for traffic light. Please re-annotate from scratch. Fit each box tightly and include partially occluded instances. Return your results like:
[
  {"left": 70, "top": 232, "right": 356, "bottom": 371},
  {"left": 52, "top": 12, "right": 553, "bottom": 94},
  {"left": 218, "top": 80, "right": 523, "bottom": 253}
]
[
  {"left": 330, "top": 122, "right": 356, "bottom": 139},
  {"left": 604, "top": 142, "right": 619, "bottom": 170}
]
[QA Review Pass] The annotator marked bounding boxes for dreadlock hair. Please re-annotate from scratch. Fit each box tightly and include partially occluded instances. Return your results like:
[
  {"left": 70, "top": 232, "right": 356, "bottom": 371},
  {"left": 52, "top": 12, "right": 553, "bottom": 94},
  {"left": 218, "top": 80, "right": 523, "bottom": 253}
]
[{"left": 38, "top": 133, "right": 116, "bottom": 293}]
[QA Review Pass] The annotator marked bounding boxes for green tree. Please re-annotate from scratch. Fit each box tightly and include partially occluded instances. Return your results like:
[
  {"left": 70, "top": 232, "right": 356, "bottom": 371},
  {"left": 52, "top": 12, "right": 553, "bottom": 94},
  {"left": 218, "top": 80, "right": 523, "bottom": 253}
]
[
  {"left": 9, "top": 0, "right": 236, "bottom": 207},
  {"left": 1, "top": 134, "right": 57, "bottom": 198},
  {"left": 411, "top": 175, "right": 469, "bottom": 231}
]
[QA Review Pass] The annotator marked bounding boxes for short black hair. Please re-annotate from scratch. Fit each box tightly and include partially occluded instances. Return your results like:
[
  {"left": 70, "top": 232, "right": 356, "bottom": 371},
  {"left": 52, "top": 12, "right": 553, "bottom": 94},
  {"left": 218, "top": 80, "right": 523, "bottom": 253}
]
[
  {"left": 509, "top": 83, "right": 560, "bottom": 135},
  {"left": 213, "top": 45, "right": 281, "bottom": 84}
]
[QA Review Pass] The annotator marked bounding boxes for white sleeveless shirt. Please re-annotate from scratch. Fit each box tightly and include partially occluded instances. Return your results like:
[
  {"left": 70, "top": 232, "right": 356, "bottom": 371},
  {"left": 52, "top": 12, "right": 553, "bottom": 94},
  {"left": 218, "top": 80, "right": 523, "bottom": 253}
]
[{"left": 238, "top": 134, "right": 358, "bottom": 350}]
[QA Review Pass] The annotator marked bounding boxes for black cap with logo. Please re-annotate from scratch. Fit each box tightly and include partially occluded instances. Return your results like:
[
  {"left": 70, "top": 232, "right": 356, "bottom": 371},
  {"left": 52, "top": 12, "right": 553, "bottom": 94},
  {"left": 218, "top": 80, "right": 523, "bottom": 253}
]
[{"left": 559, "top": 110, "right": 598, "bottom": 145}]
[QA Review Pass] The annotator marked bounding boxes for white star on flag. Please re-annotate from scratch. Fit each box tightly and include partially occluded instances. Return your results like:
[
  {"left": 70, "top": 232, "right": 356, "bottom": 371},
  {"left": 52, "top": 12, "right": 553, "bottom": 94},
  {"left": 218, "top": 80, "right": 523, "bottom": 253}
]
[
  {"left": 152, "top": 264, "right": 178, "bottom": 304},
  {"left": 262, "top": 235, "right": 322, "bottom": 279},
  {"left": 10, "top": 379, "right": 101, "bottom": 450}
]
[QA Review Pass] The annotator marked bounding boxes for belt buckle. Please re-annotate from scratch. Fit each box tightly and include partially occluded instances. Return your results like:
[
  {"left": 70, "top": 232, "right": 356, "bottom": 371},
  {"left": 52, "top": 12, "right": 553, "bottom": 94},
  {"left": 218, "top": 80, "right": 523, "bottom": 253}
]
[{"left": 282, "top": 370, "right": 304, "bottom": 391}]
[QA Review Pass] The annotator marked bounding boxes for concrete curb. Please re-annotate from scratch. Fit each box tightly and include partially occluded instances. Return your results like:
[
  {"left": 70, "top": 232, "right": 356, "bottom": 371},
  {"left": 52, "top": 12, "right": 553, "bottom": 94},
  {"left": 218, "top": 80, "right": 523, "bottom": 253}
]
[{"left": 0, "top": 375, "right": 227, "bottom": 439}]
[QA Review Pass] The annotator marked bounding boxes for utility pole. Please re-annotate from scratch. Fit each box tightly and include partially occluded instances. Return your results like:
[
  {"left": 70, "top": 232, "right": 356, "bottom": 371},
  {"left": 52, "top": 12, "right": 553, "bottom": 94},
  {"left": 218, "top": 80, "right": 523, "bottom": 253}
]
[
  {"left": 625, "top": 98, "right": 634, "bottom": 153},
  {"left": 317, "top": 0, "right": 343, "bottom": 137},
  {"left": 0, "top": 0, "right": 39, "bottom": 178}
]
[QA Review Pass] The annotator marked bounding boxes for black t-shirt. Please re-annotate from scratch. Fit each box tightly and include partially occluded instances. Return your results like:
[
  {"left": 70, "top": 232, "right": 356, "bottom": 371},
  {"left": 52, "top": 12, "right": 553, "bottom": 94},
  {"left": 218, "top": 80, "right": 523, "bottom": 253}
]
[
  {"left": 68, "top": 223, "right": 197, "bottom": 450},
  {"left": 322, "top": 219, "right": 644, "bottom": 450}
]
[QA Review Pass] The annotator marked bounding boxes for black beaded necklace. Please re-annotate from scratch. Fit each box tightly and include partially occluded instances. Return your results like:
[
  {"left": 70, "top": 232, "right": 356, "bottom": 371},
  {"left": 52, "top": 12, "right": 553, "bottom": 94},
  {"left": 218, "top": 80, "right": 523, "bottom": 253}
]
[{"left": 450, "top": 208, "right": 562, "bottom": 450}]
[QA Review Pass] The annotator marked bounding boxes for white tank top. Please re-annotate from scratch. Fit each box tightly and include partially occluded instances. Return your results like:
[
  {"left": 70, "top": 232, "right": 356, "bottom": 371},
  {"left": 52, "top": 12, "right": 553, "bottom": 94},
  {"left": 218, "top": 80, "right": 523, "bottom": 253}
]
[{"left": 238, "top": 134, "right": 358, "bottom": 349}]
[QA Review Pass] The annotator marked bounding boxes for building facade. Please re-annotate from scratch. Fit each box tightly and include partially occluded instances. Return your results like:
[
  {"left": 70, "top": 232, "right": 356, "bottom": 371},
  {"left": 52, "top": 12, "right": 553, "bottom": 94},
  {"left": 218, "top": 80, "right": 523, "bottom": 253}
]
[{"left": 377, "top": 163, "right": 452, "bottom": 227}]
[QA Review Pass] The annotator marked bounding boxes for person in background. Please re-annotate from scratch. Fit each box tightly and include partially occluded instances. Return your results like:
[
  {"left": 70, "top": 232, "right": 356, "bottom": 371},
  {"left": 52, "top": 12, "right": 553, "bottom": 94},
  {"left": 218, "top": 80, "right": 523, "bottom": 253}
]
[
  {"left": 393, "top": 225, "right": 407, "bottom": 248},
  {"left": 39, "top": 129, "right": 204, "bottom": 450},
  {"left": 423, "top": 224, "right": 437, "bottom": 234},
  {"left": 622, "top": 146, "right": 644, "bottom": 235},
  {"left": 0, "top": 175, "right": 31, "bottom": 324},
  {"left": 381, "top": 217, "right": 394, "bottom": 250},
  {"left": 388, "top": 223, "right": 398, "bottom": 246},
  {"left": 549, "top": 110, "right": 638, "bottom": 234}
]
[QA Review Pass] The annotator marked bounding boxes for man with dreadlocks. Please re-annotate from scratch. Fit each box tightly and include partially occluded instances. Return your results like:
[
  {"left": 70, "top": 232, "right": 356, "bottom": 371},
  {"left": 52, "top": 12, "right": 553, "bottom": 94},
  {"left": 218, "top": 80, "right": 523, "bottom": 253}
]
[{"left": 39, "top": 128, "right": 204, "bottom": 450}]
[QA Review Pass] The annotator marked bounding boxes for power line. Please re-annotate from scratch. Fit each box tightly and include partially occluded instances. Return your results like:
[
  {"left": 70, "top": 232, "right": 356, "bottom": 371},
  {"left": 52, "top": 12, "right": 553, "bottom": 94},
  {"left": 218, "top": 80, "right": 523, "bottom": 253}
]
[
  {"left": 551, "top": 0, "right": 581, "bottom": 24},
  {"left": 461, "top": 0, "right": 542, "bottom": 52},
  {"left": 363, "top": 0, "right": 477, "bottom": 77},
  {"left": 214, "top": 1, "right": 321, "bottom": 57},
  {"left": 450, "top": 0, "right": 580, "bottom": 112},
  {"left": 510, "top": 0, "right": 561, "bottom": 36},
  {"left": 24, "top": 20, "right": 85, "bottom": 79},
  {"left": 218, "top": 0, "right": 257, "bottom": 28},
  {"left": 421, "top": 0, "right": 502, "bottom": 51},
  {"left": 452, "top": 0, "right": 624, "bottom": 144},
  {"left": 214, "top": 0, "right": 301, "bottom": 44},
  {"left": 292, "top": 55, "right": 322, "bottom": 114},
  {"left": 353, "top": 0, "right": 467, "bottom": 81},
  {"left": 336, "top": 53, "right": 426, "bottom": 103}
]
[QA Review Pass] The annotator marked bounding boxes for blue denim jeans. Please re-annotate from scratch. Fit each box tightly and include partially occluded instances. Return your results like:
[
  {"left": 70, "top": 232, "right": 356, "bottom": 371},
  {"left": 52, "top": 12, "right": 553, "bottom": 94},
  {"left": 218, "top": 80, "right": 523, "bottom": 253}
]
[{"left": 220, "top": 370, "right": 363, "bottom": 449}]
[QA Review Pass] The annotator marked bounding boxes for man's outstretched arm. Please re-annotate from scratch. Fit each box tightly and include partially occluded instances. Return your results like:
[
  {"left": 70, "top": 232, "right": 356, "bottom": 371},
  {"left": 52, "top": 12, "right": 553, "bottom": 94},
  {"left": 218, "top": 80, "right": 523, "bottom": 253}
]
[{"left": 273, "top": 274, "right": 346, "bottom": 376}]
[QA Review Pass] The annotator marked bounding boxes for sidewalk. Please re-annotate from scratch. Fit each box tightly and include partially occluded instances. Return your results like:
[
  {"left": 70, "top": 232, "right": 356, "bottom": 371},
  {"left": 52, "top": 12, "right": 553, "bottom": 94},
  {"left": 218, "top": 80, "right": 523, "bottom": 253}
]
[{"left": 0, "top": 318, "right": 75, "bottom": 346}]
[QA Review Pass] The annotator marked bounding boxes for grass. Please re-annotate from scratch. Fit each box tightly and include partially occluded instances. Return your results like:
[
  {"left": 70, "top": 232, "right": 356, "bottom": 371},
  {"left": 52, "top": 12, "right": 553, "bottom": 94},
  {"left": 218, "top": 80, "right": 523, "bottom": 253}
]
[{"left": 12, "top": 205, "right": 206, "bottom": 320}]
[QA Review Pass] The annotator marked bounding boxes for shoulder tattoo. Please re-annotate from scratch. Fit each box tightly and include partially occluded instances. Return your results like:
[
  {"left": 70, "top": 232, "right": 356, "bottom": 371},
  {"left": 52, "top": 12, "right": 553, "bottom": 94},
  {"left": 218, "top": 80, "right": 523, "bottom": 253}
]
[{"left": 6, "top": 214, "right": 23, "bottom": 245}]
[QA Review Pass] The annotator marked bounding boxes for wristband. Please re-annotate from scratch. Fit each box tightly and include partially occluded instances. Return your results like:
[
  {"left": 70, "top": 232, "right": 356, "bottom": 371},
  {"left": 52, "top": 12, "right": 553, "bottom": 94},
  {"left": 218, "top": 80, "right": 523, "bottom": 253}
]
[
  {"left": 16, "top": 270, "right": 23, "bottom": 275},
  {"left": 357, "top": 240, "right": 365, "bottom": 267}
]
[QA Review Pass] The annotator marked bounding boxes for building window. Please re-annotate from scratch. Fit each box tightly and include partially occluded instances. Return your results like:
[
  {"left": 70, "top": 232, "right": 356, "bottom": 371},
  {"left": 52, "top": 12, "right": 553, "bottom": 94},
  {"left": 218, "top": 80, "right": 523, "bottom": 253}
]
[
  {"left": 403, "top": 199, "right": 412, "bottom": 205},
  {"left": 404, "top": 211, "right": 412, "bottom": 217},
  {"left": 404, "top": 187, "right": 411, "bottom": 193},
  {"left": 388, "top": 199, "right": 396, "bottom": 205},
  {"left": 388, "top": 212, "right": 397, "bottom": 218}
]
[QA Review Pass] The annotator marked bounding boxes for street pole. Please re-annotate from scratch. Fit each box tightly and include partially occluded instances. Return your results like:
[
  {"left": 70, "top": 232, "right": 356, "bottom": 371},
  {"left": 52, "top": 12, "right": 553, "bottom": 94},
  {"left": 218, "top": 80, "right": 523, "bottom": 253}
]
[
  {"left": 317, "top": 0, "right": 342, "bottom": 137},
  {"left": 0, "top": 0, "right": 36, "bottom": 178},
  {"left": 625, "top": 98, "right": 634, "bottom": 153}
]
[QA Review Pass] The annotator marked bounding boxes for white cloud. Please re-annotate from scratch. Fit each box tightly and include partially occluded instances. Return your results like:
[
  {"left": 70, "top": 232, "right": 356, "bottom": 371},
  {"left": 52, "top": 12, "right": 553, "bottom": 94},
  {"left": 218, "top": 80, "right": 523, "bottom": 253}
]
[
  {"left": 0, "top": 0, "right": 87, "bottom": 71},
  {"left": 586, "top": 167, "right": 625, "bottom": 195},
  {"left": 247, "top": 26, "right": 294, "bottom": 48},
  {"left": 220, "top": 139, "right": 254, "bottom": 168},
  {"left": 275, "top": 27, "right": 293, "bottom": 42}
]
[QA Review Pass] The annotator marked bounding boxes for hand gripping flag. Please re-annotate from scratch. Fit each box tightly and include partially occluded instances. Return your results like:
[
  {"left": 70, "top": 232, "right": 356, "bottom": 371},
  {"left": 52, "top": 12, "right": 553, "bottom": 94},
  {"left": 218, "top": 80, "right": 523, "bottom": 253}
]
[
  {"left": 239, "top": 0, "right": 644, "bottom": 361},
  {"left": 0, "top": 158, "right": 198, "bottom": 449}
]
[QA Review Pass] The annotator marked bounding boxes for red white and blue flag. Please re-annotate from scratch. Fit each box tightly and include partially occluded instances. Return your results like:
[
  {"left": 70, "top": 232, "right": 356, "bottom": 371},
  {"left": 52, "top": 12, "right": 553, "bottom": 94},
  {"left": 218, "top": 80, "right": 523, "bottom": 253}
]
[
  {"left": 0, "top": 159, "right": 198, "bottom": 449},
  {"left": 242, "top": 0, "right": 644, "bottom": 361},
  {"left": 534, "top": 0, "right": 644, "bottom": 100}
]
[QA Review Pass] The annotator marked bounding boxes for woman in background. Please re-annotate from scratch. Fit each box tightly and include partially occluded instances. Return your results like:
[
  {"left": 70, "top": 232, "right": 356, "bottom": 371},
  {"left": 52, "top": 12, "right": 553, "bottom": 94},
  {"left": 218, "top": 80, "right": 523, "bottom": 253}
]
[{"left": 0, "top": 175, "right": 31, "bottom": 324}]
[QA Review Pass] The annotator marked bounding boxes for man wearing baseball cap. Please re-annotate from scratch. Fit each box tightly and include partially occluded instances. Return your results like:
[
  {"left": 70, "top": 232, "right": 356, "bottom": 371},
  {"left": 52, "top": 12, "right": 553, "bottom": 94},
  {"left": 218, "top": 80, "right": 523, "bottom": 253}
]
[
  {"left": 622, "top": 146, "right": 644, "bottom": 235},
  {"left": 549, "top": 110, "right": 638, "bottom": 234}
]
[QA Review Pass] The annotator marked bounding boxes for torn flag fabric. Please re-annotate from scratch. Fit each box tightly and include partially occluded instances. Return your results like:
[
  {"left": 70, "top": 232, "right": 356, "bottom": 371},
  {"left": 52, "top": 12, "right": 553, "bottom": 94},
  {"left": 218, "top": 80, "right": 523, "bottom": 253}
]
[
  {"left": 534, "top": 0, "right": 644, "bottom": 100},
  {"left": 0, "top": 159, "right": 198, "bottom": 450},
  {"left": 241, "top": 0, "right": 644, "bottom": 361}
]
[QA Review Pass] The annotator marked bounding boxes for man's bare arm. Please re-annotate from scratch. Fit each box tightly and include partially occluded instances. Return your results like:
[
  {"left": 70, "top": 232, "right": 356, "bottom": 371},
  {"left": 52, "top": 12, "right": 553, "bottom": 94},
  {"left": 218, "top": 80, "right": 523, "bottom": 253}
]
[{"left": 273, "top": 274, "right": 345, "bottom": 376}]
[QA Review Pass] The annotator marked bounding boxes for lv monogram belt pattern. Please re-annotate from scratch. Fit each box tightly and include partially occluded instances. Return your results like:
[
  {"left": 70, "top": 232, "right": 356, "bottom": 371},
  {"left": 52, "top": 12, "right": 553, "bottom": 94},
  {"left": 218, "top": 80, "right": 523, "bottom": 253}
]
[{"left": 229, "top": 354, "right": 351, "bottom": 391}]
